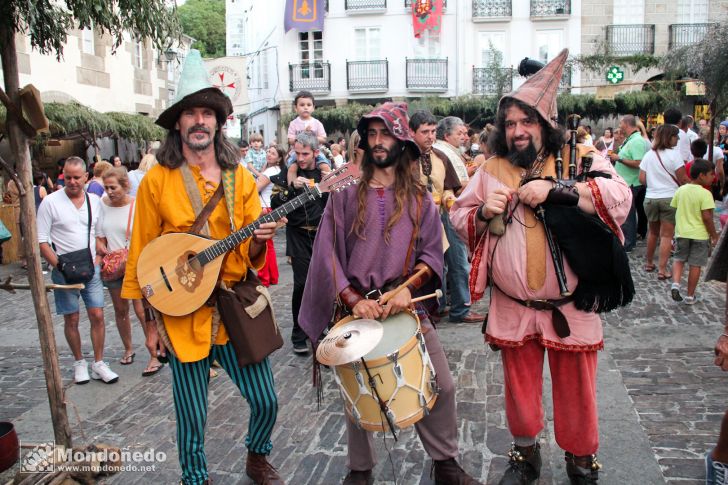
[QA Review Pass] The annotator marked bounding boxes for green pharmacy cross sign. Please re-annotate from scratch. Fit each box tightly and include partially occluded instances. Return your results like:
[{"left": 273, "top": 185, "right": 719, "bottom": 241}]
[{"left": 606, "top": 66, "right": 624, "bottom": 84}]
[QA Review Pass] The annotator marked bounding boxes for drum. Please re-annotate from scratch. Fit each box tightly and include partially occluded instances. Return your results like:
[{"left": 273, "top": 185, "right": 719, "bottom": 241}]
[{"left": 331, "top": 310, "right": 438, "bottom": 432}]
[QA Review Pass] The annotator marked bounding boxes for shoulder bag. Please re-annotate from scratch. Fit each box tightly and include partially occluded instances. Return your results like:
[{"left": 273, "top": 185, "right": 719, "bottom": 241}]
[
  {"left": 101, "top": 200, "right": 135, "bottom": 282},
  {"left": 57, "top": 194, "right": 95, "bottom": 284},
  {"left": 182, "top": 167, "right": 282, "bottom": 368}
]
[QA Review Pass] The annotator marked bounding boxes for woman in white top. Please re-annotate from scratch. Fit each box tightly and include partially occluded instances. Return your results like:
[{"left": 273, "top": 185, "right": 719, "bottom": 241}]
[
  {"left": 96, "top": 168, "right": 162, "bottom": 377},
  {"left": 255, "top": 145, "right": 286, "bottom": 287},
  {"left": 639, "top": 124, "right": 689, "bottom": 279},
  {"left": 127, "top": 153, "right": 158, "bottom": 197}
]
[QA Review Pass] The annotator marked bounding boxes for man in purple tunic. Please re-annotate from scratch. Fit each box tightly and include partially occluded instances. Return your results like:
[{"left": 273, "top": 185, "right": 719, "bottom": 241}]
[{"left": 298, "top": 103, "right": 481, "bottom": 485}]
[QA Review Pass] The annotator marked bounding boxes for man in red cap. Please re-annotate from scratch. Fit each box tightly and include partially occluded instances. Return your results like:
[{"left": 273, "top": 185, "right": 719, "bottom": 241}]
[
  {"left": 299, "top": 102, "right": 481, "bottom": 484},
  {"left": 450, "top": 50, "right": 632, "bottom": 484}
]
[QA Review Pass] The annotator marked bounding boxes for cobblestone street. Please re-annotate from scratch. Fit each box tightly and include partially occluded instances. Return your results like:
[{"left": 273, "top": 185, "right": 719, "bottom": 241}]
[{"left": 0, "top": 232, "right": 726, "bottom": 484}]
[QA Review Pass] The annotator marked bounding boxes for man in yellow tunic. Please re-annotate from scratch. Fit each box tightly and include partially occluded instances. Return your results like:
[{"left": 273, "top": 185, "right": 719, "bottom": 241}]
[{"left": 122, "top": 50, "right": 284, "bottom": 485}]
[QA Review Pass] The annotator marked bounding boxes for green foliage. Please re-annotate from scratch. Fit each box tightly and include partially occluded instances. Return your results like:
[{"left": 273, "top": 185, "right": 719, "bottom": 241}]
[
  {"left": 106, "top": 112, "right": 166, "bottom": 142},
  {"left": 0, "top": 0, "right": 180, "bottom": 60},
  {"left": 296, "top": 89, "right": 685, "bottom": 134},
  {"left": 572, "top": 53, "right": 662, "bottom": 75},
  {"left": 43, "top": 102, "right": 114, "bottom": 137},
  {"left": 178, "top": 0, "right": 226, "bottom": 58},
  {"left": 661, "top": 23, "right": 728, "bottom": 116},
  {"left": 0, "top": 102, "right": 166, "bottom": 142}
]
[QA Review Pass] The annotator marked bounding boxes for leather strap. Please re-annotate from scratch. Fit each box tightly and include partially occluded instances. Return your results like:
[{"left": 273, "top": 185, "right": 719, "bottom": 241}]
[
  {"left": 494, "top": 283, "right": 572, "bottom": 338},
  {"left": 189, "top": 183, "right": 224, "bottom": 235},
  {"left": 123, "top": 199, "right": 135, "bottom": 248},
  {"left": 655, "top": 151, "right": 680, "bottom": 187}
]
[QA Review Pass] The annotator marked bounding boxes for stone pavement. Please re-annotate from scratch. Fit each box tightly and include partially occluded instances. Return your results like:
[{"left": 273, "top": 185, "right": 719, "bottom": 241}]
[{"left": 0, "top": 232, "right": 726, "bottom": 484}]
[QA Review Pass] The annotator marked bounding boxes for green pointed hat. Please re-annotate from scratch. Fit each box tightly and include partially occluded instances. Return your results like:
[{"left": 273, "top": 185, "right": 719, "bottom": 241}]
[{"left": 155, "top": 49, "right": 233, "bottom": 130}]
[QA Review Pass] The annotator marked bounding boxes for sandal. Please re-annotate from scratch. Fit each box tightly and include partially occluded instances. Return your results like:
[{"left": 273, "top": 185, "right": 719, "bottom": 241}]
[
  {"left": 141, "top": 362, "right": 164, "bottom": 377},
  {"left": 120, "top": 352, "right": 136, "bottom": 365},
  {"left": 643, "top": 263, "right": 656, "bottom": 272},
  {"left": 657, "top": 273, "right": 670, "bottom": 280}
]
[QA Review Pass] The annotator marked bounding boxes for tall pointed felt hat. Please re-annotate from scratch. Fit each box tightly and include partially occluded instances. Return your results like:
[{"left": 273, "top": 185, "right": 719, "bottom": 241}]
[
  {"left": 499, "top": 48, "right": 569, "bottom": 128},
  {"left": 155, "top": 50, "right": 233, "bottom": 130}
]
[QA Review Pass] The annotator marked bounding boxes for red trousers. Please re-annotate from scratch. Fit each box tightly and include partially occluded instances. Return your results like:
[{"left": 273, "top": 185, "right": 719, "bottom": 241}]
[
  {"left": 500, "top": 339, "right": 599, "bottom": 456},
  {"left": 257, "top": 238, "right": 278, "bottom": 287}
]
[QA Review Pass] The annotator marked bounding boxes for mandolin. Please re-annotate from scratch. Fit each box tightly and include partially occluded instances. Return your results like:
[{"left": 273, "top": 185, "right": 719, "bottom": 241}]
[{"left": 136, "top": 163, "right": 360, "bottom": 316}]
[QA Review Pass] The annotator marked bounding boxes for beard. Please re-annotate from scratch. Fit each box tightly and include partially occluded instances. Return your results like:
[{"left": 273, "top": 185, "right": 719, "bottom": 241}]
[
  {"left": 507, "top": 140, "right": 539, "bottom": 169},
  {"left": 182, "top": 124, "right": 214, "bottom": 151},
  {"left": 367, "top": 142, "right": 402, "bottom": 168}
]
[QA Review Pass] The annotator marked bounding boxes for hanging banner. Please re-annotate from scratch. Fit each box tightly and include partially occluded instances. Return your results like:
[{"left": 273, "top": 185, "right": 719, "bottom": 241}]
[
  {"left": 284, "top": 0, "right": 326, "bottom": 33},
  {"left": 412, "top": 0, "right": 444, "bottom": 39}
]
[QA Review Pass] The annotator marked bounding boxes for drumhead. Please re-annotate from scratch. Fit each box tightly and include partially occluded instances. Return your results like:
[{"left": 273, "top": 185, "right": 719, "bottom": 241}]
[{"left": 363, "top": 311, "right": 418, "bottom": 360}]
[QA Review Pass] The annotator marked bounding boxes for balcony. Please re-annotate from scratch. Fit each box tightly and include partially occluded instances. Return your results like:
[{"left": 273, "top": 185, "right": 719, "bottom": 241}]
[
  {"left": 473, "top": 0, "right": 512, "bottom": 18},
  {"left": 345, "top": 0, "right": 386, "bottom": 11},
  {"left": 669, "top": 23, "right": 715, "bottom": 49},
  {"left": 473, "top": 67, "right": 513, "bottom": 96},
  {"left": 347, "top": 60, "right": 389, "bottom": 91},
  {"left": 406, "top": 58, "right": 448, "bottom": 91},
  {"left": 606, "top": 24, "right": 655, "bottom": 56},
  {"left": 289, "top": 62, "right": 331, "bottom": 93},
  {"left": 530, "top": 0, "right": 569, "bottom": 17}
]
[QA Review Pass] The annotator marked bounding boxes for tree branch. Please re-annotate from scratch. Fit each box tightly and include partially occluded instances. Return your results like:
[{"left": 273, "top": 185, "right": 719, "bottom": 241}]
[{"left": 0, "top": 153, "right": 26, "bottom": 196}]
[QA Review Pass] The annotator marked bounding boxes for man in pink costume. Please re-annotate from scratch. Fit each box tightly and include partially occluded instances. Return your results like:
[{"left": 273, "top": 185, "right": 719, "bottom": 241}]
[{"left": 450, "top": 49, "right": 632, "bottom": 484}]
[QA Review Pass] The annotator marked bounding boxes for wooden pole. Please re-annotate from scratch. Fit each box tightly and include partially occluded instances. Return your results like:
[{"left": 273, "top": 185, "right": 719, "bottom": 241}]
[{"left": 0, "top": 23, "right": 72, "bottom": 448}]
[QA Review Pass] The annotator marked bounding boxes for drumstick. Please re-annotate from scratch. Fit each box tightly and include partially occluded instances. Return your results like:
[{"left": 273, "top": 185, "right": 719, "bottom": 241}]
[
  {"left": 411, "top": 289, "right": 442, "bottom": 304},
  {"left": 379, "top": 290, "right": 442, "bottom": 307},
  {"left": 378, "top": 266, "right": 429, "bottom": 306}
]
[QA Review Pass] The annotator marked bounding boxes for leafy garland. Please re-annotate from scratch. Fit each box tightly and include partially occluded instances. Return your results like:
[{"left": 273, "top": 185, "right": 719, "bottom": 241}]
[
  {"left": 286, "top": 89, "right": 684, "bottom": 135},
  {"left": 0, "top": 102, "right": 166, "bottom": 143}
]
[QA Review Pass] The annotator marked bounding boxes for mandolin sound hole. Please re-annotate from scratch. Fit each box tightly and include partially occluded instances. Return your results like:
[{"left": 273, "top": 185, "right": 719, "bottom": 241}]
[{"left": 175, "top": 251, "right": 204, "bottom": 292}]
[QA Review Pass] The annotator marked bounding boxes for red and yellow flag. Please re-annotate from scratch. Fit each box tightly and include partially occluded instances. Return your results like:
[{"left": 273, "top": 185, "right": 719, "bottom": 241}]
[{"left": 412, "top": 0, "right": 444, "bottom": 38}]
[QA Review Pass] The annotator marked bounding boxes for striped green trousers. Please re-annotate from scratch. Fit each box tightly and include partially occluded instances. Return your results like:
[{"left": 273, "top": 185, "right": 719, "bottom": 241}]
[{"left": 168, "top": 342, "right": 278, "bottom": 485}]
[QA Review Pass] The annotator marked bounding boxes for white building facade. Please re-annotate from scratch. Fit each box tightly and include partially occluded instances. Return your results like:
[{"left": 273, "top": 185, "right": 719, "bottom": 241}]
[
  {"left": 2, "top": 30, "right": 193, "bottom": 117},
  {"left": 227, "top": 0, "right": 583, "bottom": 145}
]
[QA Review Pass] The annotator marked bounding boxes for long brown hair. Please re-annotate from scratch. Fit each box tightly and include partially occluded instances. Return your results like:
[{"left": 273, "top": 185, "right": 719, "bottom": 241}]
[
  {"left": 157, "top": 126, "right": 239, "bottom": 170},
  {"left": 652, "top": 124, "right": 679, "bottom": 152},
  {"left": 352, "top": 144, "right": 425, "bottom": 243}
]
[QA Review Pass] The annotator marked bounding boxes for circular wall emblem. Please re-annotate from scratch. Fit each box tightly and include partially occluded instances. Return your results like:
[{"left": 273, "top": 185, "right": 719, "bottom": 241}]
[{"left": 209, "top": 65, "right": 242, "bottom": 103}]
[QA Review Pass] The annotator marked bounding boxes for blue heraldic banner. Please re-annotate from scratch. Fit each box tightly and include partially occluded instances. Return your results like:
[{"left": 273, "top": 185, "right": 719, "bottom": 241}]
[{"left": 284, "top": 0, "right": 326, "bottom": 33}]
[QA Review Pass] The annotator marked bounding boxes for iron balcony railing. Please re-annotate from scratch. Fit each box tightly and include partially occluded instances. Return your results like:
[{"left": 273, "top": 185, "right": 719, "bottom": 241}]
[
  {"left": 473, "top": 0, "right": 512, "bottom": 17},
  {"left": 346, "top": 0, "right": 386, "bottom": 10},
  {"left": 606, "top": 24, "right": 655, "bottom": 56},
  {"left": 473, "top": 67, "right": 513, "bottom": 96},
  {"left": 531, "top": 0, "right": 569, "bottom": 16},
  {"left": 406, "top": 58, "right": 448, "bottom": 90},
  {"left": 289, "top": 62, "right": 331, "bottom": 92},
  {"left": 347, "top": 60, "right": 389, "bottom": 91},
  {"left": 405, "top": 0, "right": 447, "bottom": 7},
  {"left": 669, "top": 23, "right": 715, "bottom": 49}
]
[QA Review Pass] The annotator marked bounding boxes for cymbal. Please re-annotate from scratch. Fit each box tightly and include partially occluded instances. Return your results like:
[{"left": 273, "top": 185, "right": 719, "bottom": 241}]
[{"left": 316, "top": 319, "right": 384, "bottom": 366}]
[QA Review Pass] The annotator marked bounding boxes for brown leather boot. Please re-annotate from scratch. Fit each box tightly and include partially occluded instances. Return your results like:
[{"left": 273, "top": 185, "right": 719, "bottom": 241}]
[
  {"left": 498, "top": 443, "right": 541, "bottom": 485},
  {"left": 245, "top": 452, "right": 284, "bottom": 485},
  {"left": 565, "top": 452, "right": 601, "bottom": 484},
  {"left": 342, "top": 469, "right": 373, "bottom": 485},
  {"left": 432, "top": 458, "right": 483, "bottom": 484}
]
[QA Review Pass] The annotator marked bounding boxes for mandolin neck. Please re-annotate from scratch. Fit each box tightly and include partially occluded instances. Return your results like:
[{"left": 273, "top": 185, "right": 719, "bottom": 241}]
[{"left": 195, "top": 186, "right": 321, "bottom": 266}]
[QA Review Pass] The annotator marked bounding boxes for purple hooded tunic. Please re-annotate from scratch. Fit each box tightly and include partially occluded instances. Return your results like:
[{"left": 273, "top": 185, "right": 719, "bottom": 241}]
[{"left": 298, "top": 184, "right": 444, "bottom": 342}]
